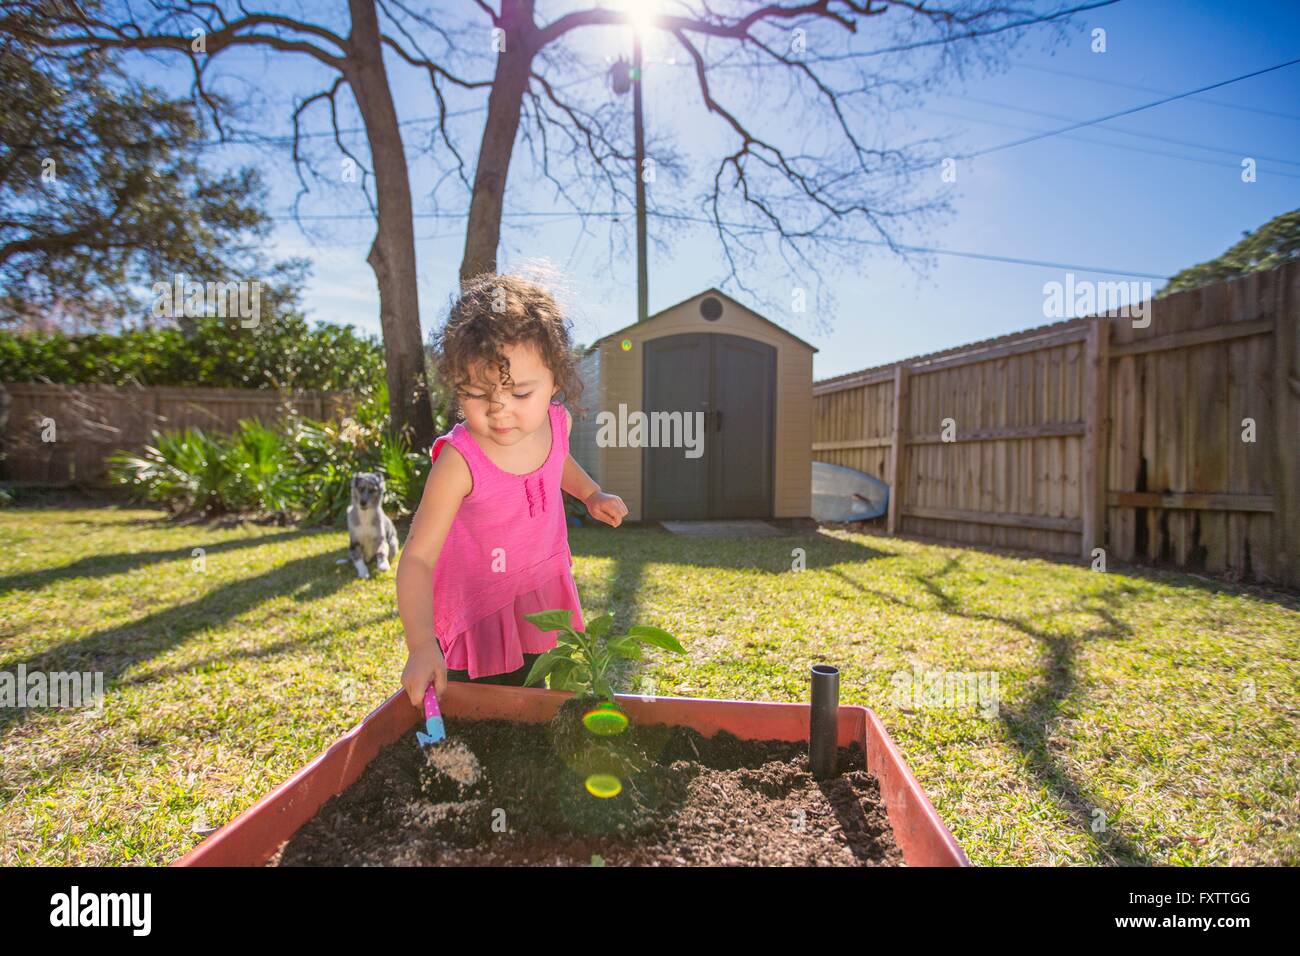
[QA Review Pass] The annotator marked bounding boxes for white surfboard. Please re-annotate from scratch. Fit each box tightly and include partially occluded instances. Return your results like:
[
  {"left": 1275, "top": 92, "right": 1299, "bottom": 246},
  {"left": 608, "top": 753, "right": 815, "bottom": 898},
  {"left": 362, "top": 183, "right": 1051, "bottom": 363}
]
[{"left": 811, "top": 461, "right": 890, "bottom": 523}]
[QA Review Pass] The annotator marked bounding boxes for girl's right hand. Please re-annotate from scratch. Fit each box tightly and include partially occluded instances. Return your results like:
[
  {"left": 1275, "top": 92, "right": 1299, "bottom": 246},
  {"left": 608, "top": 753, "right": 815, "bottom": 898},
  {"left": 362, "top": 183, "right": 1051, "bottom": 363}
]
[{"left": 402, "top": 640, "right": 447, "bottom": 707}]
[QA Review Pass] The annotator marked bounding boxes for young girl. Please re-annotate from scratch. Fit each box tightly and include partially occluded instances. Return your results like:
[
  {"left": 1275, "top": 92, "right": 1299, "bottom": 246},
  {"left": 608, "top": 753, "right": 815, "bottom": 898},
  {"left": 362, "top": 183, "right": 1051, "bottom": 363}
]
[{"left": 395, "top": 273, "right": 628, "bottom": 708}]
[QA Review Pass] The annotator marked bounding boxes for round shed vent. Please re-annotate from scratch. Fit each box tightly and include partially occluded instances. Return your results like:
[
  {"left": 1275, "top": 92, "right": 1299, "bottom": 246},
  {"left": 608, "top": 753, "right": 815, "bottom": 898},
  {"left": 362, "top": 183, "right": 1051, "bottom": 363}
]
[{"left": 699, "top": 296, "right": 723, "bottom": 321}]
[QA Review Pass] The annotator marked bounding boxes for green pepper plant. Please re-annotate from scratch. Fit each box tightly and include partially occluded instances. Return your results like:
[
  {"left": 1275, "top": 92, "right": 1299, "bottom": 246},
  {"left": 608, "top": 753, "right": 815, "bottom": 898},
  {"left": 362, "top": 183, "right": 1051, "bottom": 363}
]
[{"left": 522, "top": 610, "right": 685, "bottom": 701}]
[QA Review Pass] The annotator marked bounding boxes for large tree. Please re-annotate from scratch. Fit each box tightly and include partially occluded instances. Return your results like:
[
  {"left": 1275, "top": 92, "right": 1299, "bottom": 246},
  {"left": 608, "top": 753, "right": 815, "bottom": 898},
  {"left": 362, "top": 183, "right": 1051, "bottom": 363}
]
[
  {"left": 1, "top": 0, "right": 469, "bottom": 448},
  {"left": 0, "top": 30, "right": 272, "bottom": 330},
  {"left": 439, "top": 0, "right": 1095, "bottom": 309}
]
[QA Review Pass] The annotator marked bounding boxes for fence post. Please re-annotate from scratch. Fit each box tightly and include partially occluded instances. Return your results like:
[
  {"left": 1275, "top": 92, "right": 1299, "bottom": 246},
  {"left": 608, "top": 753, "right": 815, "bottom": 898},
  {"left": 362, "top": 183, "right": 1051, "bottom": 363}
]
[
  {"left": 1082, "top": 317, "right": 1110, "bottom": 560},
  {"left": 887, "top": 363, "right": 909, "bottom": 535},
  {"left": 1274, "top": 262, "right": 1299, "bottom": 588}
]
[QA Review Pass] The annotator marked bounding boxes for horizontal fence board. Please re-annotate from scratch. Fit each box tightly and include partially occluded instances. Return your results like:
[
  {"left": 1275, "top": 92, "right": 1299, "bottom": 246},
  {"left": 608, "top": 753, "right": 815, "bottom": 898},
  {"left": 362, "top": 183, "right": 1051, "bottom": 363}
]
[
  {"left": 1107, "top": 491, "right": 1274, "bottom": 513},
  {"left": 812, "top": 437, "right": 894, "bottom": 451},
  {"left": 903, "top": 505, "right": 1083, "bottom": 533},
  {"left": 1108, "top": 317, "right": 1272, "bottom": 358},
  {"left": 908, "top": 422, "right": 1085, "bottom": 444}
]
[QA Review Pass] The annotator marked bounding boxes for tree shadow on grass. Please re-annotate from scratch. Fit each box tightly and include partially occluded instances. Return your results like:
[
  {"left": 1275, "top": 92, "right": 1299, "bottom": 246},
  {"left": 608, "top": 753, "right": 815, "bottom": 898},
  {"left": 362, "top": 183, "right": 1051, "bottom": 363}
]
[
  {"left": 0, "top": 525, "right": 337, "bottom": 596},
  {"left": 0, "top": 548, "right": 361, "bottom": 738},
  {"left": 569, "top": 523, "right": 890, "bottom": 576},
  {"left": 117, "top": 609, "right": 399, "bottom": 689},
  {"left": 828, "top": 555, "right": 1153, "bottom": 865},
  {"left": 4, "top": 608, "right": 401, "bottom": 793},
  {"left": 567, "top": 525, "right": 892, "bottom": 693},
  {"left": 848, "top": 525, "right": 1300, "bottom": 613}
]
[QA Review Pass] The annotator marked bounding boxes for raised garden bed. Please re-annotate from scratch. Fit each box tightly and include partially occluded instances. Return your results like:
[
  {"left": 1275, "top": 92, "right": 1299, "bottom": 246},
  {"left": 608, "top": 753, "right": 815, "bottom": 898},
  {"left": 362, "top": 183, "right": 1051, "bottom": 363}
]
[{"left": 174, "top": 684, "right": 969, "bottom": 867}]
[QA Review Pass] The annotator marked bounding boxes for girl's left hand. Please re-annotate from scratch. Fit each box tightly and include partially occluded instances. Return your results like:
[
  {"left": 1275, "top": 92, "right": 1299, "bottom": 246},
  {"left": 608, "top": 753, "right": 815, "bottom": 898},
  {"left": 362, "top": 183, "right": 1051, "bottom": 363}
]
[{"left": 585, "top": 491, "right": 628, "bottom": 527}]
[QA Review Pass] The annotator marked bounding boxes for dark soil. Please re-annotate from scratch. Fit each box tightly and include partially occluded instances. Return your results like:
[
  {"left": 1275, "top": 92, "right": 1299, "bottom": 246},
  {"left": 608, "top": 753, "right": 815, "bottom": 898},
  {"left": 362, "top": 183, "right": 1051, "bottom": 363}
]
[{"left": 269, "top": 698, "right": 903, "bottom": 866}]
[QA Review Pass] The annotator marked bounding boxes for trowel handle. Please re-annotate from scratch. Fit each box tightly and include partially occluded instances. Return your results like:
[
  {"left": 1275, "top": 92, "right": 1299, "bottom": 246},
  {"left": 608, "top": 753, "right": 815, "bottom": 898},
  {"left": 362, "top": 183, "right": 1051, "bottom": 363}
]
[
  {"left": 416, "top": 681, "right": 447, "bottom": 747},
  {"left": 423, "top": 682, "right": 442, "bottom": 720}
]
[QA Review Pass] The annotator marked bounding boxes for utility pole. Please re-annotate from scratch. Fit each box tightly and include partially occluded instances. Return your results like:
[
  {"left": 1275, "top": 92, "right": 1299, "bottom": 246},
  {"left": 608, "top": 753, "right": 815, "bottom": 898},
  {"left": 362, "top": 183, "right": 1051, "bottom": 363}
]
[
  {"left": 632, "top": 32, "right": 648, "bottom": 324},
  {"left": 610, "top": 29, "right": 649, "bottom": 324}
]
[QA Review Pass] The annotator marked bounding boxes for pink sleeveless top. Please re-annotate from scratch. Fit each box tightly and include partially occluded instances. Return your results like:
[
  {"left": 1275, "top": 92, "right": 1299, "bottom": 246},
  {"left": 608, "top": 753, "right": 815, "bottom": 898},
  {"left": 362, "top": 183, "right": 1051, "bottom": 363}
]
[{"left": 428, "top": 400, "right": 585, "bottom": 678}]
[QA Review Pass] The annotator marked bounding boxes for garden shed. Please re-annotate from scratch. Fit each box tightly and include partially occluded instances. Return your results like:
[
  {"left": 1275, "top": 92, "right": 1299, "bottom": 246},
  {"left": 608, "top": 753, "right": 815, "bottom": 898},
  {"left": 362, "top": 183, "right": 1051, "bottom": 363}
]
[{"left": 571, "top": 288, "right": 817, "bottom": 522}]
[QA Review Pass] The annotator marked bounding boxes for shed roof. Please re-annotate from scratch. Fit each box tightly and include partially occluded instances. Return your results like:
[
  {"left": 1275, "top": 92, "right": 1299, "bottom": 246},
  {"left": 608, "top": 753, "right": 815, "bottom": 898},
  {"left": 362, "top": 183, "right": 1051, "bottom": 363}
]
[{"left": 586, "top": 287, "right": 819, "bottom": 354}]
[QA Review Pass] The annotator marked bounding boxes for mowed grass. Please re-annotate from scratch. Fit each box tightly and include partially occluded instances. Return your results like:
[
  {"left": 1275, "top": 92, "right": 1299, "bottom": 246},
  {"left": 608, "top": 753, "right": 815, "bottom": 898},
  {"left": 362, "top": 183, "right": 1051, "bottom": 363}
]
[{"left": 0, "top": 503, "right": 1296, "bottom": 865}]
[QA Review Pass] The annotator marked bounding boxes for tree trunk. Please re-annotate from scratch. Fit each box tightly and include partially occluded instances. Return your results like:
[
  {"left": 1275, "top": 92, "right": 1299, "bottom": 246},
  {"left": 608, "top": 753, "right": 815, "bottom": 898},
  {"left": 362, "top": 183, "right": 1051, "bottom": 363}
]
[
  {"left": 347, "top": 0, "right": 434, "bottom": 451},
  {"left": 459, "top": 0, "right": 538, "bottom": 286}
]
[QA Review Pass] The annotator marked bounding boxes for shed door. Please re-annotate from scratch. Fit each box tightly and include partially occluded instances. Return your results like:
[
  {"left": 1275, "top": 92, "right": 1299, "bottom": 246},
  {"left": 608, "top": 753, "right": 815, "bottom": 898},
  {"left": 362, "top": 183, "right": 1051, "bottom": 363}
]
[{"left": 642, "top": 333, "right": 775, "bottom": 520}]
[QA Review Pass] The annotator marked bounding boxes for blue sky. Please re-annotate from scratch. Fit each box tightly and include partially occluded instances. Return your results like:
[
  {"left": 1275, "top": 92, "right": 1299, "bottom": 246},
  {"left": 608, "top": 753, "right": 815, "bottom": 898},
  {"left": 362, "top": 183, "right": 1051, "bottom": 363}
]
[{"left": 155, "top": 0, "right": 1300, "bottom": 381}]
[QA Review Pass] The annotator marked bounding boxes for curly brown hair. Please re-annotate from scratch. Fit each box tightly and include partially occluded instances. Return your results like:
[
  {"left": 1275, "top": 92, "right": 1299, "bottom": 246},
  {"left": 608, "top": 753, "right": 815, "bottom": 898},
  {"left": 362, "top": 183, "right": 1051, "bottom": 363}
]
[{"left": 432, "top": 272, "right": 586, "bottom": 420}]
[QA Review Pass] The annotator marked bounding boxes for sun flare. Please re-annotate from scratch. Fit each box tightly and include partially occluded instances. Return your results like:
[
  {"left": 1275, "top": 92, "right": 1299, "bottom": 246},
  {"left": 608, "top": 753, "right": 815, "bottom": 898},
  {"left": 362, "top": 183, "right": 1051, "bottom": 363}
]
[{"left": 618, "top": 0, "right": 664, "bottom": 33}]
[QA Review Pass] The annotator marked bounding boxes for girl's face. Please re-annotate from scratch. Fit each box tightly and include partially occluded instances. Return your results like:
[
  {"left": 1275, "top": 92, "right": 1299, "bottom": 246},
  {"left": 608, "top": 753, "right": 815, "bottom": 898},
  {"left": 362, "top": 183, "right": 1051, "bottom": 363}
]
[{"left": 458, "top": 340, "right": 559, "bottom": 447}]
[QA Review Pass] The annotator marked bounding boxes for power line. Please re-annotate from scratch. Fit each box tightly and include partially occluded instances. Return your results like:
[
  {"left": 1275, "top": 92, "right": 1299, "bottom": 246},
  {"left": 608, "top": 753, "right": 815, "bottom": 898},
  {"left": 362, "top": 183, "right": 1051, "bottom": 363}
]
[
  {"left": 248, "top": 56, "right": 1300, "bottom": 190},
  {"left": 272, "top": 207, "right": 1169, "bottom": 278},
  {"left": 650, "top": 210, "right": 1171, "bottom": 279},
  {"left": 960, "top": 55, "right": 1300, "bottom": 159},
  {"left": 840, "top": 0, "right": 1123, "bottom": 61},
  {"left": 949, "top": 93, "right": 1300, "bottom": 168},
  {"left": 922, "top": 106, "right": 1300, "bottom": 180},
  {"left": 1015, "top": 62, "right": 1300, "bottom": 122}
]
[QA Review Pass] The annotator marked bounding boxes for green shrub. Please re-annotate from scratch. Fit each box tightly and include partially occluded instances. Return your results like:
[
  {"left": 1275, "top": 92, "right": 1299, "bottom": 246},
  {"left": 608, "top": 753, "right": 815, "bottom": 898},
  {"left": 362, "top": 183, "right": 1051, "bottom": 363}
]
[
  {"left": 222, "top": 420, "right": 301, "bottom": 516},
  {"left": 107, "top": 382, "right": 433, "bottom": 523},
  {"left": 107, "top": 428, "right": 235, "bottom": 516},
  {"left": 0, "top": 313, "right": 383, "bottom": 391}
]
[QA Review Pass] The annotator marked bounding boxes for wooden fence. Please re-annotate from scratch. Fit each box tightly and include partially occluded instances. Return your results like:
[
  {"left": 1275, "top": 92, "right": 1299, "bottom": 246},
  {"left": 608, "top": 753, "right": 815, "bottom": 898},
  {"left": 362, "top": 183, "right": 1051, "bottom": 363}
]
[
  {"left": 0, "top": 383, "right": 357, "bottom": 487},
  {"left": 813, "top": 262, "right": 1299, "bottom": 588}
]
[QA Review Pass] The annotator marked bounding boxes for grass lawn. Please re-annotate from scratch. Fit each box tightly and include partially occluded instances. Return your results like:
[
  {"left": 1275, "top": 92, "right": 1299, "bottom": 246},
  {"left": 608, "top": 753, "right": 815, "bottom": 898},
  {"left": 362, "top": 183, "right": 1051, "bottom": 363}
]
[{"left": 1, "top": 502, "right": 1297, "bottom": 865}]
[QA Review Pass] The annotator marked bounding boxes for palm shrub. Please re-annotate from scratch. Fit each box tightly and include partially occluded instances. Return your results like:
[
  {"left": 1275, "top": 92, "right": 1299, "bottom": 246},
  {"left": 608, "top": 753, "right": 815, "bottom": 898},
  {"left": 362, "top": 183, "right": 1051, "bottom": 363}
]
[
  {"left": 285, "top": 381, "right": 428, "bottom": 523},
  {"left": 379, "top": 430, "right": 430, "bottom": 515},
  {"left": 107, "top": 427, "right": 234, "bottom": 516},
  {"left": 222, "top": 420, "right": 300, "bottom": 517}
]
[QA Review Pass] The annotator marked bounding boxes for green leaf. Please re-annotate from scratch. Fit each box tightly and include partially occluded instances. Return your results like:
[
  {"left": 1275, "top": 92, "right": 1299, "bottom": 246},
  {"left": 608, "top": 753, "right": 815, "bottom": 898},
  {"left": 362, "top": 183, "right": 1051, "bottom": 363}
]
[
  {"left": 524, "top": 609, "right": 576, "bottom": 634},
  {"left": 554, "top": 665, "right": 584, "bottom": 693},
  {"left": 566, "top": 663, "right": 592, "bottom": 694},
  {"left": 626, "top": 625, "right": 686, "bottom": 653},
  {"left": 523, "top": 649, "right": 565, "bottom": 687},
  {"left": 585, "top": 612, "right": 614, "bottom": 639},
  {"left": 548, "top": 657, "right": 578, "bottom": 686},
  {"left": 605, "top": 636, "right": 643, "bottom": 660}
]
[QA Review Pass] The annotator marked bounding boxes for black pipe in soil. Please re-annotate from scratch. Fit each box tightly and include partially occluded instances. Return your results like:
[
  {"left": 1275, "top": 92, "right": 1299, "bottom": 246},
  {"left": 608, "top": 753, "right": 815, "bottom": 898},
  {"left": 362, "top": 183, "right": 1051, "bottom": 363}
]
[{"left": 810, "top": 664, "right": 840, "bottom": 780}]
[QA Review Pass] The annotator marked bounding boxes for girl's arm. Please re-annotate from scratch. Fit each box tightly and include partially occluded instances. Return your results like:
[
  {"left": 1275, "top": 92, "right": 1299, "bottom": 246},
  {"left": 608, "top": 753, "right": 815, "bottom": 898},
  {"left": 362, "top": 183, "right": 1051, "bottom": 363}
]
[
  {"left": 395, "top": 443, "right": 472, "bottom": 705},
  {"left": 559, "top": 406, "right": 628, "bottom": 527},
  {"left": 560, "top": 451, "right": 600, "bottom": 503},
  {"left": 562, "top": 453, "right": 626, "bottom": 527}
]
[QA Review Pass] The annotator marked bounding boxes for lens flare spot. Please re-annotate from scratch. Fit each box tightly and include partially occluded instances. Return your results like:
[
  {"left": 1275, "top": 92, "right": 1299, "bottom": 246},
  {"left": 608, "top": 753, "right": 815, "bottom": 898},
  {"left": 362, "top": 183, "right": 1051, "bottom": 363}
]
[
  {"left": 585, "top": 774, "right": 623, "bottom": 799},
  {"left": 582, "top": 704, "right": 629, "bottom": 737}
]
